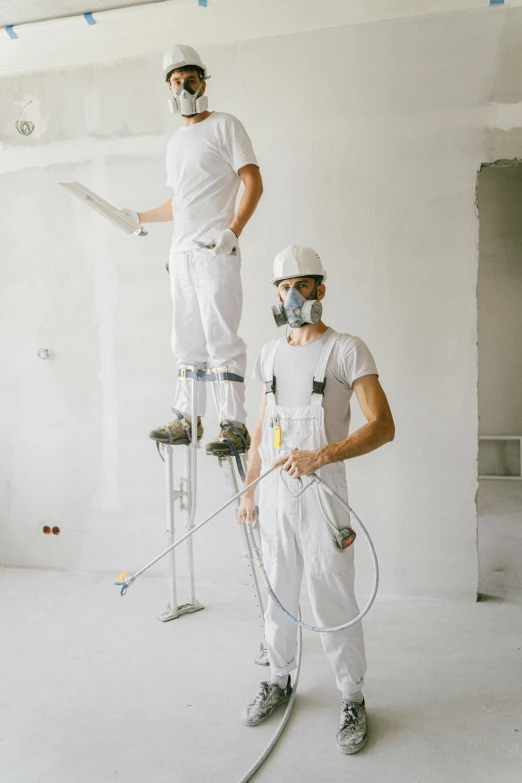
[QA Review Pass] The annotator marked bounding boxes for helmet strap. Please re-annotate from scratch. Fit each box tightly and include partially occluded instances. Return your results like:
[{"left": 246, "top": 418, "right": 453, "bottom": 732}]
[{"left": 309, "top": 280, "right": 320, "bottom": 301}]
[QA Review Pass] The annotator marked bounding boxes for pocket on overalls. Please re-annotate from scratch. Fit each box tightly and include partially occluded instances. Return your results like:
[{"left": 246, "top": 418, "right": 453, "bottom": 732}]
[{"left": 314, "top": 471, "right": 353, "bottom": 554}]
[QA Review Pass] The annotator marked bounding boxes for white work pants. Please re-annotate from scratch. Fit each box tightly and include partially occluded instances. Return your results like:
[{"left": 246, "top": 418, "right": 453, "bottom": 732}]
[
  {"left": 169, "top": 248, "right": 247, "bottom": 423},
  {"left": 259, "top": 466, "right": 367, "bottom": 696}
]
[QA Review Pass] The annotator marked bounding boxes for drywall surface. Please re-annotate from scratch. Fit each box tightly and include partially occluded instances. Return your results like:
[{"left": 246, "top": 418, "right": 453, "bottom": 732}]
[
  {"left": 478, "top": 164, "right": 522, "bottom": 436},
  {"left": 3, "top": 5, "right": 522, "bottom": 598}
]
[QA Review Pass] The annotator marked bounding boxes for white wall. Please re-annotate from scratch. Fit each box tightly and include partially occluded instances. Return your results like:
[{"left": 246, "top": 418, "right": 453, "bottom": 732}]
[{"left": 3, "top": 4, "right": 522, "bottom": 599}]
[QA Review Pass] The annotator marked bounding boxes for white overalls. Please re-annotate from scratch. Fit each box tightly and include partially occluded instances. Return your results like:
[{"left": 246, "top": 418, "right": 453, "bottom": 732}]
[{"left": 258, "top": 330, "right": 367, "bottom": 696}]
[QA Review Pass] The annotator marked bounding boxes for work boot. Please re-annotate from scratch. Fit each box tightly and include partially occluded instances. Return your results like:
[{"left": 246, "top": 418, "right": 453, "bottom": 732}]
[
  {"left": 148, "top": 415, "right": 203, "bottom": 445},
  {"left": 336, "top": 700, "right": 368, "bottom": 755},
  {"left": 205, "top": 421, "right": 250, "bottom": 456},
  {"left": 242, "top": 679, "right": 292, "bottom": 727}
]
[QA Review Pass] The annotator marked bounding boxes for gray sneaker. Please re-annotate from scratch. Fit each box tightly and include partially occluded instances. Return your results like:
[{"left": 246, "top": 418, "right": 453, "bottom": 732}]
[
  {"left": 242, "top": 679, "right": 292, "bottom": 727},
  {"left": 336, "top": 699, "right": 368, "bottom": 754}
]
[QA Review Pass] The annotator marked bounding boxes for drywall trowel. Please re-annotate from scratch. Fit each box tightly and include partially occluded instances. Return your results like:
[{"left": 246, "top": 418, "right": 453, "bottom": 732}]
[{"left": 59, "top": 182, "right": 148, "bottom": 236}]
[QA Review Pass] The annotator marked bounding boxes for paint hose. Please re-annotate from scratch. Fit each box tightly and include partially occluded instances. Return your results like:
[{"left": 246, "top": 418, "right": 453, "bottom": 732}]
[
  {"left": 114, "top": 468, "right": 378, "bottom": 782},
  {"left": 236, "top": 623, "right": 302, "bottom": 783},
  {"left": 234, "top": 474, "right": 378, "bottom": 780},
  {"left": 114, "top": 466, "right": 278, "bottom": 594},
  {"left": 246, "top": 472, "right": 379, "bottom": 633},
  {"left": 115, "top": 470, "right": 379, "bottom": 631}
]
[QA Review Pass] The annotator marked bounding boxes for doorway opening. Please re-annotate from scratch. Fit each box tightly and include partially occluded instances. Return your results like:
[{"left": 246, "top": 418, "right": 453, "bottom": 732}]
[{"left": 477, "top": 160, "right": 522, "bottom": 599}]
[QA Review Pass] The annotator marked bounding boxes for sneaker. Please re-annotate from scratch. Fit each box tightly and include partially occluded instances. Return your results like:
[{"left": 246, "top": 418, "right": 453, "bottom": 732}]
[
  {"left": 242, "top": 679, "right": 292, "bottom": 727},
  {"left": 336, "top": 699, "right": 368, "bottom": 755},
  {"left": 205, "top": 421, "right": 251, "bottom": 456},
  {"left": 149, "top": 415, "right": 203, "bottom": 445}
]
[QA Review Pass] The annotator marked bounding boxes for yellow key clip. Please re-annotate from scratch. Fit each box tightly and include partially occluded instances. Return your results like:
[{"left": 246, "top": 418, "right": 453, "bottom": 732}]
[{"left": 273, "top": 415, "right": 281, "bottom": 449}]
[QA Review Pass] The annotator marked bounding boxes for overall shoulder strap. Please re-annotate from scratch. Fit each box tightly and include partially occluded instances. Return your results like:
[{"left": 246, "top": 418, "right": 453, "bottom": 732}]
[
  {"left": 311, "top": 330, "right": 341, "bottom": 403},
  {"left": 264, "top": 338, "right": 283, "bottom": 396}
]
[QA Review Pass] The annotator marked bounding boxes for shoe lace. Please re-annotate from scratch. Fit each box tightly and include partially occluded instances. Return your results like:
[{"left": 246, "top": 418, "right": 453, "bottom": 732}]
[
  {"left": 340, "top": 703, "right": 359, "bottom": 731},
  {"left": 251, "top": 681, "right": 270, "bottom": 706},
  {"left": 221, "top": 420, "right": 247, "bottom": 444}
]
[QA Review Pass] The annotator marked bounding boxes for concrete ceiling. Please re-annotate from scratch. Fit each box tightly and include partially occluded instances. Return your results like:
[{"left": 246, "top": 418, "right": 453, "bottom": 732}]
[
  {"left": 0, "top": 0, "right": 172, "bottom": 27},
  {"left": 1, "top": 0, "right": 518, "bottom": 29},
  {"left": 1, "top": 0, "right": 521, "bottom": 78}
]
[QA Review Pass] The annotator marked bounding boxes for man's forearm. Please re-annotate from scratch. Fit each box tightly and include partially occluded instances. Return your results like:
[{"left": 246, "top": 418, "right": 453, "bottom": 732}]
[
  {"left": 138, "top": 200, "right": 173, "bottom": 224},
  {"left": 316, "top": 419, "right": 395, "bottom": 467},
  {"left": 243, "top": 426, "right": 263, "bottom": 494},
  {"left": 230, "top": 178, "right": 263, "bottom": 237}
]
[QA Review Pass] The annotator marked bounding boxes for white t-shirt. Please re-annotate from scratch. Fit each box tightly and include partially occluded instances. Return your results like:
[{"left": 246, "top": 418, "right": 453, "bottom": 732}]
[
  {"left": 252, "top": 328, "right": 379, "bottom": 444},
  {"left": 166, "top": 111, "right": 258, "bottom": 251}
]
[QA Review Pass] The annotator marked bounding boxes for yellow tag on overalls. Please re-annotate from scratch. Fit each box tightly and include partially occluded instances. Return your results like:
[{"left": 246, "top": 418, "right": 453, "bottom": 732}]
[{"left": 273, "top": 425, "right": 281, "bottom": 449}]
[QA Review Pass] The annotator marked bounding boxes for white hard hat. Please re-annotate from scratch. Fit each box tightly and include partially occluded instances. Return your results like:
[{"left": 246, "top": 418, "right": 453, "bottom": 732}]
[
  {"left": 163, "top": 44, "right": 210, "bottom": 81},
  {"left": 271, "top": 245, "right": 327, "bottom": 285}
]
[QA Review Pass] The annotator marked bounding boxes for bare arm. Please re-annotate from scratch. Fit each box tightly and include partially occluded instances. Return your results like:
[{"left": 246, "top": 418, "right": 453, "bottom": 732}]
[
  {"left": 138, "top": 199, "right": 173, "bottom": 224},
  {"left": 229, "top": 164, "right": 263, "bottom": 238},
  {"left": 318, "top": 375, "right": 395, "bottom": 463},
  {"left": 236, "top": 390, "right": 267, "bottom": 522},
  {"left": 275, "top": 375, "right": 395, "bottom": 478}
]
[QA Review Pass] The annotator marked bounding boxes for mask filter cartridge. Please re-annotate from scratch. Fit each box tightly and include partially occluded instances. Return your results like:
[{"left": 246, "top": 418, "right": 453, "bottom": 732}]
[
  {"left": 169, "top": 80, "right": 208, "bottom": 116},
  {"left": 271, "top": 285, "right": 322, "bottom": 329}
]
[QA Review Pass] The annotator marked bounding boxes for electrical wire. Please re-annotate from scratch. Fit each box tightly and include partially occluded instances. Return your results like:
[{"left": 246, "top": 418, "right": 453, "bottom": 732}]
[{"left": 16, "top": 102, "right": 35, "bottom": 136}]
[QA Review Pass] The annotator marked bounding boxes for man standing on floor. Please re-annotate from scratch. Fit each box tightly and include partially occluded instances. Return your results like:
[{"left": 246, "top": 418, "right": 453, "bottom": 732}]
[
  {"left": 236, "top": 245, "right": 395, "bottom": 754},
  {"left": 124, "top": 44, "right": 263, "bottom": 456}
]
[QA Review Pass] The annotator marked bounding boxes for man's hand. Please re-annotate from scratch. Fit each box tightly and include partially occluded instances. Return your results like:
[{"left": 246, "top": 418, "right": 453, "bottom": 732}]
[
  {"left": 120, "top": 208, "right": 143, "bottom": 234},
  {"left": 236, "top": 492, "right": 257, "bottom": 524},
  {"left": 273, "top": 448, "right": 323, "bottom": 479},
  {"left": 208, "top": 228, "right": 238, "bottom": 256}
]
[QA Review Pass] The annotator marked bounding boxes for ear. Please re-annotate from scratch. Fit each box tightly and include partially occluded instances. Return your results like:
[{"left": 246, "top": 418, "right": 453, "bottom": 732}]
[
  {"left": 316, "top": 283, "right": 326, "bottom": 301},
  {"left": 200, "top": 80, "right": 207, "bottom": 95}
]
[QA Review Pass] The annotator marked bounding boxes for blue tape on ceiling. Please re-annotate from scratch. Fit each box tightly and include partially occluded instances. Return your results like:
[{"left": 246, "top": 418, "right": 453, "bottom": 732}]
[
  {"left": 84, "top": 12, "right": 97, "bottom": 24},
  {"left": 490, "top": 0, "right": 504, "bottom": 5},
  {"left": 198, "top": 0, "right": 208, "bottom": 6},
  {"left": 6, "top": 25, "right": 18, "bottom": 39}
]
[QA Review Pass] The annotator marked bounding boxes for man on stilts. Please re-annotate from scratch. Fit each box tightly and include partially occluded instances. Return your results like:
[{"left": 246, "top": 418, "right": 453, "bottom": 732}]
[{"left": 124, "top": 44, "right": 263, "bottom": 455}]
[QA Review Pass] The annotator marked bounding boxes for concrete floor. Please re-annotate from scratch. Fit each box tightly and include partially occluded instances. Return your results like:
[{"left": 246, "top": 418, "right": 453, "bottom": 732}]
[
  {"left": 0, "top": 568, "right": 521, "bottom": 783},
  {"left": 478, "top": 480, "right": 522, "bottom": 600}
]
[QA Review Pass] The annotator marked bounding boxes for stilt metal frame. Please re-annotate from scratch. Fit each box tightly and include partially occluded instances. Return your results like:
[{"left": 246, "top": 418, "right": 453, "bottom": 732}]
[{"left": 157, "top": 366, "right": 269, "bottom": 665}]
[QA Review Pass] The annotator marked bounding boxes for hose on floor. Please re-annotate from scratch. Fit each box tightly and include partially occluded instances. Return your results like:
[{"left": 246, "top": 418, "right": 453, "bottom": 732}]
[
  {"left": 236, "top": 623, "right": 302, "bottom": 783},
  {"left": 114, "top": 467, "right": 378, "bottom": 782}
]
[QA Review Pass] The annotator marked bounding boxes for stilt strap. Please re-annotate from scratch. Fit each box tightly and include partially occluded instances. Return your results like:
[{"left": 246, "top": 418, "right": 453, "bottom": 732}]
[
  {"left": 178, "top": 367, "right": 244, "bottom": 383},
  {"left": 205, "top": 370, "right": 244, "bottom": 383},
  {"left": 219, "top": 420, "right": 248, "bottom": 480},
  {"left": 178, "top": 368, "right": 206, "bottom": 381},
  {"left": 170, "top": 408, "right": 192, "bottom": 443}
]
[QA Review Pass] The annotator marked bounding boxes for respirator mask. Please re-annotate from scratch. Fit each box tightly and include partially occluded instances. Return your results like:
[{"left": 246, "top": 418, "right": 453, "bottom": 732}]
[
  {"left": 169, "top": 80, "right": 208, "bottom": 116},
  {"left": 272, "top": 281, "right": 323, "bottom": 329}
]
